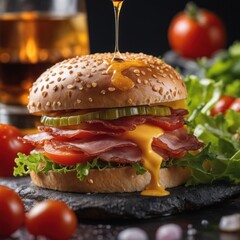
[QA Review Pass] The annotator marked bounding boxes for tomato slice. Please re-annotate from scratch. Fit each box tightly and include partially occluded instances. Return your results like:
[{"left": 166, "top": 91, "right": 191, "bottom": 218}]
[{"left": 44, "top": 142, "right": 92, "bottom": 166}]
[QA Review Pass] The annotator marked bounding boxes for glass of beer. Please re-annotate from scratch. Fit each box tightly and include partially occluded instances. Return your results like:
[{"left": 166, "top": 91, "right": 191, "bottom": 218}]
[{"left": 0, "top": 0, "right": 89, "bottom": 128}]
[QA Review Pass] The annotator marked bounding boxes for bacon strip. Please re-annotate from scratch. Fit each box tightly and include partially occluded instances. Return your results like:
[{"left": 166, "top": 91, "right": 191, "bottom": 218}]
[
  {"left": 49, "top": 137, "right": 138, "bottom": 156},
  {"left": 152, "top": 127, "right": 204, "bottom": 161}
]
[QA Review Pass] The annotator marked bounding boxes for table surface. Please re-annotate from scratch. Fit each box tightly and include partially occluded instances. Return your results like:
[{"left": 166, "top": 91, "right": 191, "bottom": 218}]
[{"left": 1, "top": 177, "right": 240, "bottom": 240}]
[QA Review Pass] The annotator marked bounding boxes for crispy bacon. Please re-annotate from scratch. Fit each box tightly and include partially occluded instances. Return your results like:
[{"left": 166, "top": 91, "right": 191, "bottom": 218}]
[{"left": 152, "top": 127, "right": 204, "bottom": 161}]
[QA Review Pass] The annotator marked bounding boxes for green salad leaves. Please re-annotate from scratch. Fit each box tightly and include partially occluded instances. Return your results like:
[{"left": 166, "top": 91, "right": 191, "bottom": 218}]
[
  {"left": 165, "top": 75, "right": 240, "bottom": 185},
  {"left": 14, "top": 153, "right": 147, "bottom": 179}
]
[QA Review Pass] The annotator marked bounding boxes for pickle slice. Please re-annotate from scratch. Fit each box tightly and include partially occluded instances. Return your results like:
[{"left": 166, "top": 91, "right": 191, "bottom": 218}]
[{"left": 41, "top": 106, "right": 171, "bottom": 127}]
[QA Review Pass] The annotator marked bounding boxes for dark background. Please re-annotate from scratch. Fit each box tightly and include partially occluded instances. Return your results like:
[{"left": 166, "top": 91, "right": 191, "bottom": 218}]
[{"left": 86, "top": 0, "right": 240, "bottom": 57}]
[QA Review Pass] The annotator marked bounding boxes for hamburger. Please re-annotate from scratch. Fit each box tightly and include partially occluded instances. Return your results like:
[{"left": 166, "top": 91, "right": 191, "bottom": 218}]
[{"left": 15, "top": 53, "right": 203, "bottom": 196}]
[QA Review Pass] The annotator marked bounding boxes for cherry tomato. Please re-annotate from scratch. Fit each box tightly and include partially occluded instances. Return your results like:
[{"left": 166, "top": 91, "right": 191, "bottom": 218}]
[
  {"left": 44, "top": 142, "right": 92, "bottom": 166},
  {"left": 168, "top": 3, "right": 226, "bottom": 58},
  {"left": 230, "top": 98, "right": 240, "bottom": 112},
  {"left": 26, "top": 200, "right": 77, "bottom": 240},
  {"left": 211, "top": 96, "right": 235, "bottom": 116},
  {"left": 0, "top": 186, "right": 25, "bottom": 238},
  {"left": 0, "top": 124, "right": 34, "bottom": 177}
]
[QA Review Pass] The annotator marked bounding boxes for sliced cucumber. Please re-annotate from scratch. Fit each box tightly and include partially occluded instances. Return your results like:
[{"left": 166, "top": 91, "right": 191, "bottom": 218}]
[{"left": 41, "top": 106, "right": 171, "bottom": 127}]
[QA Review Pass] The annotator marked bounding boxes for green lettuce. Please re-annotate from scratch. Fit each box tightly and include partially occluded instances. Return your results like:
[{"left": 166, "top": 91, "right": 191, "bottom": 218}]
[
  {"left": 166, "top": 75, "right": 240, "bottom": 185},
  {"left": 14, "top": 153, "right": 146, "bottom": 180}
]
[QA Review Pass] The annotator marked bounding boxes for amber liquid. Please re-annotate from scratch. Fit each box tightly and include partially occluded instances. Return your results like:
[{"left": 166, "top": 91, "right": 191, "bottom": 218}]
[{"left": 0, "top": 12, "right": 89, "bottom": 105}]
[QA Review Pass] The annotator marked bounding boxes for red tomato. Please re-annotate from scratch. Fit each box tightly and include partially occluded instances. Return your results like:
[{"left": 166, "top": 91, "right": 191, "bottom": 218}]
[
  {"left": 211, "top": 96, "right": 235, "bottom": 116},
  {"left": 0, "top": 124, "right": 34, "bottom": 177},
  {"left": 0, "top": 186, "right": 25, "bottom": 238},
  {"left": 44, "top": 142, "right": 92, "bottom": 166},
  {"left": 168, "top": 3, "right": 226, "bottom": 58},
  {"left": 230, "top": 98, "right": 240, "bottom": 112},
  {"left": 26, "top": 200, "right": 77, "bottom": 240}
]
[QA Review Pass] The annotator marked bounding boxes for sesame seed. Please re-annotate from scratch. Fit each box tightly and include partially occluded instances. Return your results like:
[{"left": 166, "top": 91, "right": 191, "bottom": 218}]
[
  {"left": 75, "top": 78, "right": 81, "bottom": 82},
  {"left": 133, "top": 69, "right": 140, "bottom": 74},
  {"left": 46, "top": 78, "right": 49, "bottom": 82},
  {"left": 34, "top": 88, "right": 38, "bottom": 93},
  {"left": 77, "top": 72, "right": 82, "bottom": 76},
  {"left": 69, "top": 70, "right": 73, "bottom": 74},
  {"left": 53, "top": 85, "right": 58, "bottom": 92},
  {"left": 152, "top": 86, "right": 158, "bottom": 92},
  {"left": 59, "top": 71, "right": 64, "bottom": 75},
  {"left": 51, "top": 73, "right": 56, "bottom": 76},
  {"left": 77, "top": 99, "right": 81, "bottom": 104},
  {"left": 92, "top": 82, "right": 97, "bottom": 88},
  {"left": 57, "top": 77, "right": 62, "bottom": 82},
  {"left": 57, "top": 101, "right": 61, "bottom": 107},
  {"left": 87, "top": 73, "right": 93, "bottom": 78},
  {"left": 46, "top": 101, "right": 51, "bottom": 107},
  {"left": 41, "top": 86, "right": 44, "bottom": 91},
  {"left": 61, "top": 84, "right": 64, "bottom": 90},
  {"left": 46, "top": 84, "right": 49, "bottom": 89},
  {"left": 67, "top": 85, "right": 75, "bottom": 90},
  {"left": 79, "top": 86, "right": 83, "bottom": 91},
  {"left": 108, "top": 87, "right": 116, "bottom": 92},
  {"left": 88, "top": 179, "right": 94, "bottom": 184},
  {"left": 88, "top": 98, "right": 93, "bottom": 102},
  {"left": 101, "top": 90, "right": 106, "bottom": 95},
  {"left": 159, "top": 87, "right": 163, "bottom": 95},
  {"left": 152, "top": 74, "right": 157, "bottom": 79},
  {"left": 67, "top": 66, "right": 73, "bottom": 69},
  {"left": 128, "top": 98, "right": 133, "bottom": 104},
  {"left": 49, "top": 81, "right": 54, "bottom": 84},
  {"left": 37, "top": 102, "right": 41, "bottom": 108},
  {"left": 141, "top": 71, "right": 146, "bottom": 75},
  {"left": 144, "top": 80, "right": 148, "bottom": 85},
  {"left": 87, "top": 84, "right": 91, "bottom": 88},
  {"left": 137, "top": 79, "right": 142, "bottom": 84},
  {"left": 42, "top": 91, "right": 48, "bottom": 97}
]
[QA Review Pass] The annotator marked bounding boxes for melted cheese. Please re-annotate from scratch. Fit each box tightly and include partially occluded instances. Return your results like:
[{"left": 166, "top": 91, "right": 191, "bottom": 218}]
[
  {"left": 121, "top": 124, "right": 169, "bottom": 196},
  {"left": 160, "top": 99, "right": 188, "bottom": 110},
  {"left": 106, "top": 60, "right": 146, "bottom": 91}
]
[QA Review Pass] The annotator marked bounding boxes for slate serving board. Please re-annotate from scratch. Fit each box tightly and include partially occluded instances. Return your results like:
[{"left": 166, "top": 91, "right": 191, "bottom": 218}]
[{"left": 1, "top": 177, "right": 240, "bottom": 220}]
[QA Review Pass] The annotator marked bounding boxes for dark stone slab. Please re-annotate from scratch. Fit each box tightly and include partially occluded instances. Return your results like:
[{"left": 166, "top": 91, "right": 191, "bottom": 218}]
[{"left": 1, "top": 177, "right": 240, "bottom": 220}]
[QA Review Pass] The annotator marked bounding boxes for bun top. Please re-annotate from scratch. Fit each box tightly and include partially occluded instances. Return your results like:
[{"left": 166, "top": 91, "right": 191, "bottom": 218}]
[{"left": 28, "top": 53, "right": 187, "bottom": 114}]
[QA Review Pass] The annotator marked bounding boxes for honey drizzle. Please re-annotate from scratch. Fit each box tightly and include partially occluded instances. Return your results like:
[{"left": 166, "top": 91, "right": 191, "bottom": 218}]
[{"left": 112, "top": 0, "right": 125, "bottom": 61}]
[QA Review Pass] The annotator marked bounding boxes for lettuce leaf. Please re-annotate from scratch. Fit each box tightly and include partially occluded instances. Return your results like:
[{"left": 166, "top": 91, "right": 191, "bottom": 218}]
[{"left": 14, "top": 153, "right": 146, "bottom": 180}]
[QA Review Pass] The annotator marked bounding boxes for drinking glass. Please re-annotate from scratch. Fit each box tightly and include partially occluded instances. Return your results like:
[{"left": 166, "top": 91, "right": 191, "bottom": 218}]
[{"left": 0, "top": 0, "right": 89, "bottom": 128}]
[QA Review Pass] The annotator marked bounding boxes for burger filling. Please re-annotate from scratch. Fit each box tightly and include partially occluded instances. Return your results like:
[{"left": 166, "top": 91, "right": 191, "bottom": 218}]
[{"left": 15, "top": 101, "right": 204, "bottom": 196}]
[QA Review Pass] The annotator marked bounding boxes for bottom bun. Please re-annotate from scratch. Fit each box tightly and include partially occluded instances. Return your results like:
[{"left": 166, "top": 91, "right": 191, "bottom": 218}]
[{"left": 30, "top": 166, "right": 190, "bottom": 193}]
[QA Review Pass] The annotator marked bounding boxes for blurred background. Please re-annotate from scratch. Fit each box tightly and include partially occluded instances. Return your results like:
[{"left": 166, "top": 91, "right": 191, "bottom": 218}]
[{"left": 87, "top": 0, "right": 240, "bottom": 56}]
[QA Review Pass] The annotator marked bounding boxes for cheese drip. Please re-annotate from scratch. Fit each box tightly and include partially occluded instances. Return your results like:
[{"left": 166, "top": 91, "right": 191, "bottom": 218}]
[
  {"left": 106, "top": 60, "right": 146, "bottom": 91},
  {"left": 122, "top": 124, "right": 169, "bottom": 196}
]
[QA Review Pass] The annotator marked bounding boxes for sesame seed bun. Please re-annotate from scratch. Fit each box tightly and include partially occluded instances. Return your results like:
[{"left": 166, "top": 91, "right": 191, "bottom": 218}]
[{"left": 28, "top": 53, "right": 187, "bottom": 114}]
